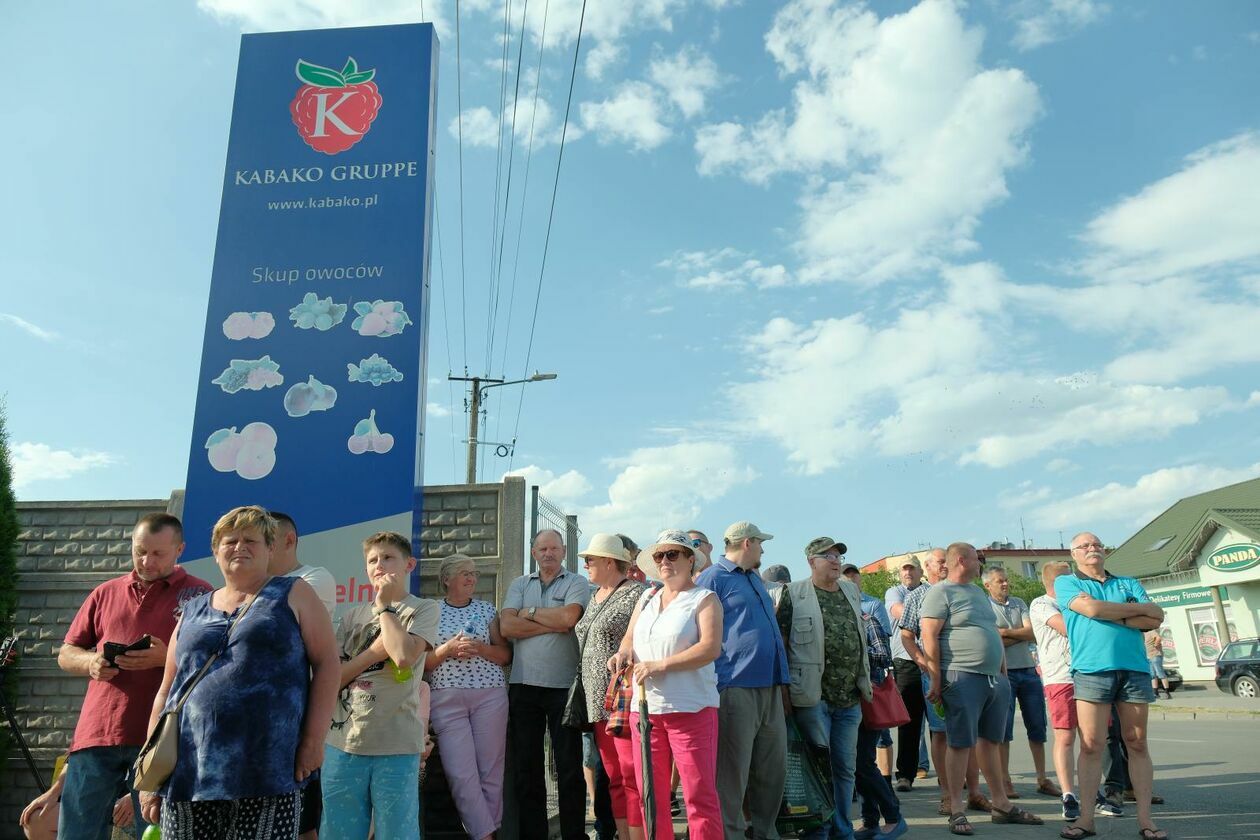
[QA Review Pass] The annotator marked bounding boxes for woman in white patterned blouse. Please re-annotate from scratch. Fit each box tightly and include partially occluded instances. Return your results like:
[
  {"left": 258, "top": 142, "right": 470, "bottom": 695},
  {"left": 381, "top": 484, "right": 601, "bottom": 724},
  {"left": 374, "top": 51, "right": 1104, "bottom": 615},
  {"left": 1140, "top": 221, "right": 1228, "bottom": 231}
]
[{"left": 424, "top": 554, "right": 512, "bottom": 840}]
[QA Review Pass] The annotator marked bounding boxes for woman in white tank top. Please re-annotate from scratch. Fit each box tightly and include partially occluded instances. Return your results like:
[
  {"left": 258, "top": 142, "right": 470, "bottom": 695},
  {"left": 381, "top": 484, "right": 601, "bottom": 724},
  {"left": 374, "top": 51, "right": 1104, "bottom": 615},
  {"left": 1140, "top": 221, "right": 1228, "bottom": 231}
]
[{"left": 608, "top": 530, "right": 724, "bottom": 840}]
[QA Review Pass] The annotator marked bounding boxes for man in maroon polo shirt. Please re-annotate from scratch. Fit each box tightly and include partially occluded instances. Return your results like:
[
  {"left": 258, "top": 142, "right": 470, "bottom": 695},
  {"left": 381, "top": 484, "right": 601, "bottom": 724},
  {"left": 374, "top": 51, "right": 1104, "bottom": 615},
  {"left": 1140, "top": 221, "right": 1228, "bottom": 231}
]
[{"left": 56, "top": 512, "right": 212, "bottom": 840}]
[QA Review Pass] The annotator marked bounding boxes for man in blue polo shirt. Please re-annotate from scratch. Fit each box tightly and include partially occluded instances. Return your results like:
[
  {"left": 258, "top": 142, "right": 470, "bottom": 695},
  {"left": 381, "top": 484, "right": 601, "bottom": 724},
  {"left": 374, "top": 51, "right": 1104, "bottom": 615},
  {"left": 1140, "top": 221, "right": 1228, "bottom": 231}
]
[
  {"left": 696, "top": 521, "right": 789, "bottom": 840},
  {"left": 1056, "top": 532, "right": 1167, "bottom": 840}
]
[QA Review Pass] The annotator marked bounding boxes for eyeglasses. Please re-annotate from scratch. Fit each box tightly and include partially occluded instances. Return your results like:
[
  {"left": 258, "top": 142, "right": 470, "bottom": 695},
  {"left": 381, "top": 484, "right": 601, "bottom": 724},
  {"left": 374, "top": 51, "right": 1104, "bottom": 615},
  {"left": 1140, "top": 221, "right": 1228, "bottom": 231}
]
[
  {"left": 652, "top": 549, "right": 686, "bottom": 563},
  {"left": 455, "top": 569, "right": 480, "bottom": 578},
  {"left": 581, "top": 557, "right": 608, "bottom": 566},
  {"left": 691, "top": 538, "right": 705, "bottom": 547},
  {"left": 1072, "top": 542, "right": 1104, "bottom": 551}
]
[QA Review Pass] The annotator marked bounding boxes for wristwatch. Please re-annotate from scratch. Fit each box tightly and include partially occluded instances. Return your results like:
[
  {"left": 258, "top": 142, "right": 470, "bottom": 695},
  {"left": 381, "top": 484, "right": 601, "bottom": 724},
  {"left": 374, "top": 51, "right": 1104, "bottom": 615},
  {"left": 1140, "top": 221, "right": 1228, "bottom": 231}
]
[
  {"left": 527, "top": 607, "right": 538, "bottom": 620},
  {"left": 373, "top": 604, "right": 398, "bottom": 617}
]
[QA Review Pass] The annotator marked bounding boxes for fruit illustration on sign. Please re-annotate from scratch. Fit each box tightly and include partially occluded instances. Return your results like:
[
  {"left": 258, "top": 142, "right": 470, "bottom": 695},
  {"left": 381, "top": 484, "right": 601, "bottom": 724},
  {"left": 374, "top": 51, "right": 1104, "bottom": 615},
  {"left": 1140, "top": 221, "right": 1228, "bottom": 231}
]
[
  {"left": 347, "top": 353, "right": 403, "bottom": 386},
  {"left": 347, "top": 409, "right": 394, "bottom": 455},
  {"left": 205, "top": 422, "right": 278, "bottom": 480},
  {"left": 211, "top": 356, "right": 284, "bottom": 394},
  {"left": 351, "top": 300, "right": 412, "bottom": 337},
  {"left": 222, "top": 311, "right": 275, "bottom": 340},
  {"left": 284, "top": 375, "right": 338, "bottom": 417},
  {"left": 290, "top": 57, "right": 382, "bottom": 155},
  {"left": 290, "top": 293, "right": 348, "bottom": 331}
]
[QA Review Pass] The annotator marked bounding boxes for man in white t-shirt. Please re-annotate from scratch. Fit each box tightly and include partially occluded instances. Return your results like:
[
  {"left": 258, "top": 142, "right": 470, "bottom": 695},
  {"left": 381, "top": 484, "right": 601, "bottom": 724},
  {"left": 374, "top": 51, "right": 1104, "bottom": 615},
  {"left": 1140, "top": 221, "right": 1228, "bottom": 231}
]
[
  {"left": 269, "top": 511, "right": 337, "bottom": 617},
  {"left": 1029, "top": 561, "right": 1079, "bottom": 821},
  {"left": 267, "top": 510, "right": 337, "bottom": 839}
]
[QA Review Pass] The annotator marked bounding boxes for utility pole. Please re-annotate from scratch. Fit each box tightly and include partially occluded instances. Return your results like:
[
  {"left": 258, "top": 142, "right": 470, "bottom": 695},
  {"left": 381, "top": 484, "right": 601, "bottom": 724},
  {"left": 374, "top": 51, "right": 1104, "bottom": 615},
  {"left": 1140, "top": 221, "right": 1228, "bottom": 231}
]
[{"left": 449, "top": 372, "right": 558, "bottom": 485}]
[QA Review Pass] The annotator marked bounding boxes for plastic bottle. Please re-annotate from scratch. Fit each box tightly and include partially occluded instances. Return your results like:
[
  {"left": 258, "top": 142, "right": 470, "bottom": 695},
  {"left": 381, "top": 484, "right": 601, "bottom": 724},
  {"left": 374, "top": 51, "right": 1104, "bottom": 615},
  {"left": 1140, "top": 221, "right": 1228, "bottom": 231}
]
[
  {"left": 932, "top": 698, "right": 947, "bottom": 719},
  {"left": 142, "top": 825, "right": 162, "bottom": 840}
]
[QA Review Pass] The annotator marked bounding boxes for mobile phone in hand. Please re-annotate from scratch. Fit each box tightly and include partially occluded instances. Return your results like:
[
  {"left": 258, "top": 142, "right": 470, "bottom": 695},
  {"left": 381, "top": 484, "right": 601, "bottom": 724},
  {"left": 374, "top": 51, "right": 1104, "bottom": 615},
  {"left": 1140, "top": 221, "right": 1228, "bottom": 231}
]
[{"left": 103, "top": 635, "right": 152, "bottom": 665}]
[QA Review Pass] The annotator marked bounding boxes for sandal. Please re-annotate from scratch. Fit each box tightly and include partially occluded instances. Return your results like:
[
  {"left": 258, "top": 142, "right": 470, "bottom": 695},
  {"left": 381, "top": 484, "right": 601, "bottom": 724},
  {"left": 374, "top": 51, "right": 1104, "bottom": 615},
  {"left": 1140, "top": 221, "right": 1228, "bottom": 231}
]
[
  {"left": 967, "top": 794, "right": 993, "bottom": 812},
  {"left": 938, "top": 798, "right": 953, "bottom": 817},
  {"left": 991, "top": 805, "right": 1044, "bottom": 825},
  {"left": 1137, "top": 829, "right": 1169, "bottom": 840},
  {"left": 1060, "top": 827, "right": 1097, "bottom": 839},
  {"left": 949, "top": 813, "right": 974, "bottom": 836}
]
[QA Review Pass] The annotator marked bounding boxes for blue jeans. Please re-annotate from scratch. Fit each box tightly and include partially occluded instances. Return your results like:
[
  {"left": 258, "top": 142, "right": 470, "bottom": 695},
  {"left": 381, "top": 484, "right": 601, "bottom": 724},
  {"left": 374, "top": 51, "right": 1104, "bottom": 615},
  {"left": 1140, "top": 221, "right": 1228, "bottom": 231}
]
[
  {"left": 57, "top": 746, "right": 146, "bottom": 840},
  {"left": 795, "top": 701, "right": 862, "bottom": 840},
  {"left": 321, "top": 746, "right": 421, "bottom": 840},
  {"left": 856, "top": 726, "right": 901, "bottom": 828}
]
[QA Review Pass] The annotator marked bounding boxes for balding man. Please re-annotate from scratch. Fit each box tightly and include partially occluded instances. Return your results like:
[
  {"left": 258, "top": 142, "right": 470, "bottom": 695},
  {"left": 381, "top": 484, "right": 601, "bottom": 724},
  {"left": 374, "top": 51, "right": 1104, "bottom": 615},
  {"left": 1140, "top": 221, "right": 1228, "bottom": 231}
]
[
  {"left": 921, "top": 543, "right": 1043, "bottom": 833},
  {"left": 500, "top": 529, "right": 592, "bottom": 840},
  {"left": 1056, "top": 533, "right": 1166, "bottom": 840}
]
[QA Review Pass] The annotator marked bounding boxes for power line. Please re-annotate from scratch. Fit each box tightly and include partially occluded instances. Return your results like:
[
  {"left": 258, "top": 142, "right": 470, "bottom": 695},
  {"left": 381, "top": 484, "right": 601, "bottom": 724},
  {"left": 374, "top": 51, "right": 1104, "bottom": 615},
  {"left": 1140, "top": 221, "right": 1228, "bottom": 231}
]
[
  {"left": 483, "top": 0, "right": 516, "bottom": 375},
  {"left": 486, "top": 0, "right": 531, "bottom": 380},
  {"left": 455, "top": 0, "right": 469, "bottom": 374},
  {"left": 507, "top": 0, "right": 588, "bottom": 473}
]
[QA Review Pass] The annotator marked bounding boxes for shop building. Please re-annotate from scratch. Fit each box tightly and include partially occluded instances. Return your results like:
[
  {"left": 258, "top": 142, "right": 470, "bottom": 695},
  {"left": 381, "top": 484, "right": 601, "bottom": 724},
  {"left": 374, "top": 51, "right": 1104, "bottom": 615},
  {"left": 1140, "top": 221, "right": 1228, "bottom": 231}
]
[{"left": 1104, "top": 476, "right": 1260, "bottom": 682}]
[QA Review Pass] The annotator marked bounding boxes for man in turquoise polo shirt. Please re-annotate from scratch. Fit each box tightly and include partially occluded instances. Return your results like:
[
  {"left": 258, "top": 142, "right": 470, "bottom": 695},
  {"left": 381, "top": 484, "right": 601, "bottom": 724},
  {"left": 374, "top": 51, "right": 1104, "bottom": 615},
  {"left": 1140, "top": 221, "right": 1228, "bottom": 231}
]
[{"left": 1056, "top": 532, "right": 1167, "bottom": 840}]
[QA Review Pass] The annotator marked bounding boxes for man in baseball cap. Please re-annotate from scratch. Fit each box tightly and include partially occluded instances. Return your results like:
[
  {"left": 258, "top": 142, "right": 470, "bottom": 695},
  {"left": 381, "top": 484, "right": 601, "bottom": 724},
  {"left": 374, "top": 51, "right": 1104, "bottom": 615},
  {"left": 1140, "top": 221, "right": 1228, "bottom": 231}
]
[{"left": 695, "top": 522, "right": 788, "bottom": 840}]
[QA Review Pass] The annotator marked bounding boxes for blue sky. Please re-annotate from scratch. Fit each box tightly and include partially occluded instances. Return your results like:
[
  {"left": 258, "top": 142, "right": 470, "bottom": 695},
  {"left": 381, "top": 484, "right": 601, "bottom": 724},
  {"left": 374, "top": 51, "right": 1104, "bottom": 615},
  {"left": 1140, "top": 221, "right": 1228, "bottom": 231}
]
[{"left": 3, "top": 0, "right": 1259, "bottom": 580}]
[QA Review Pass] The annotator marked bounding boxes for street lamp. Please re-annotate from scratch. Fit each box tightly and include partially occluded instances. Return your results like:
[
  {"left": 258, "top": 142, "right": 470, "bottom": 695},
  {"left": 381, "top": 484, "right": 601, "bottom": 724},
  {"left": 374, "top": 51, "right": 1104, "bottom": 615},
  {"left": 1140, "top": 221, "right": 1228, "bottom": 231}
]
[{"left": 448, "top": 372, "right": 558, "bottom": 484}]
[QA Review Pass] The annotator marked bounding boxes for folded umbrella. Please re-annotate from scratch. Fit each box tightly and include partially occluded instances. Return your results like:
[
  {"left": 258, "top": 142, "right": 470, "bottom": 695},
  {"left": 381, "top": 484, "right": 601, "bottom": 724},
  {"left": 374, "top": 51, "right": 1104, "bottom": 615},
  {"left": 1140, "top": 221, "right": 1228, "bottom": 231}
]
[{"left": 638, "top": 695, "right": 656, "bottom": 840}]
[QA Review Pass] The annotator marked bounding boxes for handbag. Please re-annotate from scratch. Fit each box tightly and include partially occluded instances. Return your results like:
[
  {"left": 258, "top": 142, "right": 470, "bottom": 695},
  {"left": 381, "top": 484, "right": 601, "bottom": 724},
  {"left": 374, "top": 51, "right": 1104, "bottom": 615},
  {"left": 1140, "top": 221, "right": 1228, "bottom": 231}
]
[
  {"left": 860, "top": 671, "right": 911, "bottom": 731},
  {"left": 132, "top": 585, "right": 265, "bottom": 791},
  {"left": 562, "top": 579, "right": 630, "bottom": 731}
]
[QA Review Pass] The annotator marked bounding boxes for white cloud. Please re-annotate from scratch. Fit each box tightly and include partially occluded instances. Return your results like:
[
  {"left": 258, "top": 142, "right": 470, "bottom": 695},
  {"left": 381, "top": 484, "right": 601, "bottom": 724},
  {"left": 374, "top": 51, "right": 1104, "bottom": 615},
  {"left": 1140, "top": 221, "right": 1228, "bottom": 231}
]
[
  {"left": 452, "top": 106, "right": 500, "bottom": 149},
  {"left": 427, "top": 403, "right": 451, "bottom": 418},
  {"left": 584, "top": 40, "right": 624, "bottom": 80},
  {"left": 581, "top": 441, "right": 757, "bottom": 539},
  {"left": 999, "top": 481, "right": 1053, "bottom": 510},
  {"left": 198, "top": 0, "right": 448, "bottom": 37},
  {"left": 694, "top": 0, "right": 1041, "bottom": 285},
  {"left": 0, "top": 313, "right": 59, "bottom": 342},
  {"left": 1010, "top": 0, "right": 1107, "bottom": 51},
  {"left": 11, "top": 443, "right": 118, "bottom": 490},
  {"left": 732, "top": 262, "right": 1232, "bottom": 473},
  {"left": 659, "top": 248, "right": 791, "bottom": 289},
  {"left": 505, "top": 464, "right": 593, "bottom": 510},
  {"left": 649, "top": 46, "right": 721, "bottom": 119},
  {"left": 1027, "top": 461, "right": 1260, "bottom": 529},
  {"left": 1081, "top": 132, "right": 1260, "bottom": 282},
  {"left": 1046, "top": 458, "right": 1078, "bottom": 474},
  {"left": 450, "top": 93, "right": 572, "bottom": 149},
  {"left": 580, "top": 82, "right": 670, "bottom": 151}
]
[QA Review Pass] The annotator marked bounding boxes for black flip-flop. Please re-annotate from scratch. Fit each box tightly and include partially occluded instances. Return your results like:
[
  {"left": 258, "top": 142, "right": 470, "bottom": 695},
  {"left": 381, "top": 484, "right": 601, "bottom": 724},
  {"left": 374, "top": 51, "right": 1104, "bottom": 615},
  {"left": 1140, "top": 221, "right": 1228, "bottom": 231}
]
[
  {"left": 1060, "top": 827, "right": 1097, "bottom": 839},
  {"left": 1137, "top": 829, "right": 1169, "bottom": 840}
]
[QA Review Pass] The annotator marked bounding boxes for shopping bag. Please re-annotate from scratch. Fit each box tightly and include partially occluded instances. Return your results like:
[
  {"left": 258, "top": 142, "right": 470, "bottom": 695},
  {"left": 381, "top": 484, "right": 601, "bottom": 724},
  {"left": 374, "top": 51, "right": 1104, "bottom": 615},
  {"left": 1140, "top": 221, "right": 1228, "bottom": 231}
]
[{"left": 777, "top": 716, "right": 834, "bottom": 836}]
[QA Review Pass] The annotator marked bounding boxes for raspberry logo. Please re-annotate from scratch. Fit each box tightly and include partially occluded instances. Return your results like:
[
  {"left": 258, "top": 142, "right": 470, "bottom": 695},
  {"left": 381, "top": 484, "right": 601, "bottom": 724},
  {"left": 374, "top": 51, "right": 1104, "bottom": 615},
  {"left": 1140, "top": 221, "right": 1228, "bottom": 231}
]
[{"left": 290, "top": 57, "right": 382, "bottom": 155}]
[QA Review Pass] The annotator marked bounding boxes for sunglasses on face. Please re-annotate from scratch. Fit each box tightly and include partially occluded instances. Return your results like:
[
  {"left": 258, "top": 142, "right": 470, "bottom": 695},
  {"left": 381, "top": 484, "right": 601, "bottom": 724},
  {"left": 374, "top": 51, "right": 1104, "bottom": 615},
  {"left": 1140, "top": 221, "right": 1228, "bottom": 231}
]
[{"left": 652, "top": 549, "right": 687, "bottom": 563}]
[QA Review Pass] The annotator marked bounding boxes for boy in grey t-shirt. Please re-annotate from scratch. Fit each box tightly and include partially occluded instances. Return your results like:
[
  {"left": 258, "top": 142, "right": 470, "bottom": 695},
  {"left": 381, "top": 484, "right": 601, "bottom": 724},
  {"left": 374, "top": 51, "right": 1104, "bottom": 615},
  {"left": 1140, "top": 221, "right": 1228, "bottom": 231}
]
[{"left": 920, "top": 543, "right": 1041, "bottom": 832}]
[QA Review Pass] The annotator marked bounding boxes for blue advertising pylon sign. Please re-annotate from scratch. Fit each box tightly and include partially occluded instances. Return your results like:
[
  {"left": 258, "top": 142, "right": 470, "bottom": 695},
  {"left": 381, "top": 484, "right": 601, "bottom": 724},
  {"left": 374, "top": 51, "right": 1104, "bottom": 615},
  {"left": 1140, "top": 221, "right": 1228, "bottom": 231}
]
[{"left": 181, "top": 23, "right": 438, "bottom": 609}]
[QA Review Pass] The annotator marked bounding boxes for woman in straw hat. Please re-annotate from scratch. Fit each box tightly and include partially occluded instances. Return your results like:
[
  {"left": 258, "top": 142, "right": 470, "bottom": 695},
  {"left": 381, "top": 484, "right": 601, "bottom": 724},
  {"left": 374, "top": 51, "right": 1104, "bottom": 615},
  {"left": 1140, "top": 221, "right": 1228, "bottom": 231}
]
[
  {"left": 424, "top": 554, "right": 512, "bottom": 840},
  {"left": 576, "top": 534, "right": 649, "bottom": 840},
  {"left": 608, "top": 529, "right": 724, "bottom": 840}
]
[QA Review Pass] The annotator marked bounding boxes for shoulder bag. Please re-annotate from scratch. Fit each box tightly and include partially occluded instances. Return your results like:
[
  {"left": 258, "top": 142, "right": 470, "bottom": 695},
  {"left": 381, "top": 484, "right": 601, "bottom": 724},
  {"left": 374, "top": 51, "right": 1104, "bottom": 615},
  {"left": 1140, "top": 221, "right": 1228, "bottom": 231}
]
[{"left": 133, "top": 584, "right": 266, "bottom": 792}]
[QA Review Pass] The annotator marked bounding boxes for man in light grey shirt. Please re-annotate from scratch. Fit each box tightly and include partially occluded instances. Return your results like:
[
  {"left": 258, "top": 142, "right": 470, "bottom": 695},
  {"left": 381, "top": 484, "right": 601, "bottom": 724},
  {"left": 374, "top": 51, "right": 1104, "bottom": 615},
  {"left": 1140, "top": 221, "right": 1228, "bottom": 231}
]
[
  {"left": 985, "top": 567, "right": 1056, "bottom": 799},
  {"left": 500, "top": 529, "right": 591, "bottom": 840},
  {"left": 922, "top": 543, "right": 1042, "bottom": 832}
]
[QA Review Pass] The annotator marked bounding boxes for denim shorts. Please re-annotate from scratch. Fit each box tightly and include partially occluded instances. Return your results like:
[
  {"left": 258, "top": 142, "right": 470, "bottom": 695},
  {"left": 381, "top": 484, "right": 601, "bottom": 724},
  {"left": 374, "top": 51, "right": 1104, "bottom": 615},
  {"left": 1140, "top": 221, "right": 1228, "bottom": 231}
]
[
  {"left": 1073, "top": 669, "right": 1156, "bottom": 705},
  {"left": 1004, "top": 666, "right": 1048, "bottom": 744},
  {"left": 1148, "top": 656, "right": 1168, "bottom": 680},
  {"left": 941, "top": 670, "right": 1010, "bottom": 749}
]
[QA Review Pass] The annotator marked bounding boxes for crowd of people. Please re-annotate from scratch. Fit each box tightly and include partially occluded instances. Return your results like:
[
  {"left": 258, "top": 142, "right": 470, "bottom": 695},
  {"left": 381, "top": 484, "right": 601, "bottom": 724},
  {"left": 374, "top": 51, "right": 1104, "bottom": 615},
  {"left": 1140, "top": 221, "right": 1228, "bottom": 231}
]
[{"left": 20, "top": 509, "right": 1171, "bottom": 840}]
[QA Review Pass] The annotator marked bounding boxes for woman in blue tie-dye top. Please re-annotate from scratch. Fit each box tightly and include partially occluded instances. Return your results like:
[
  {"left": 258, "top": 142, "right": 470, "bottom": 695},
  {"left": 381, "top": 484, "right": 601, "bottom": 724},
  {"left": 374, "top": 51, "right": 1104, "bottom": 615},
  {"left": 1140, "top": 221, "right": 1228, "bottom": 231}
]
[{"left": 138, "top": 506, "right": 339, "bottom": 839}]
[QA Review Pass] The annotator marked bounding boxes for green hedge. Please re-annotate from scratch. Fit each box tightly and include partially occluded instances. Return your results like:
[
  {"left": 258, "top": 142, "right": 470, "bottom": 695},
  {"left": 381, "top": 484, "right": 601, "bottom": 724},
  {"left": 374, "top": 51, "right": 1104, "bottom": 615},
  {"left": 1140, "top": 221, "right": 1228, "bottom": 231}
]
[{"left": 0, "top": 405, "right": 19, "bottom": 766}]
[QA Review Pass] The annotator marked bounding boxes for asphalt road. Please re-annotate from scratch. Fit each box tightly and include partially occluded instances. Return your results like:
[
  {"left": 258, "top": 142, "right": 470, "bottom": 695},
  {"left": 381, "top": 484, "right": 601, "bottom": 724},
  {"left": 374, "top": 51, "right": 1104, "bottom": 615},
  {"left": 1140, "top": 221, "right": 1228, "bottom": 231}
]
[{"left": 883, "top": 713, "right": 1260, "bottom": 840}]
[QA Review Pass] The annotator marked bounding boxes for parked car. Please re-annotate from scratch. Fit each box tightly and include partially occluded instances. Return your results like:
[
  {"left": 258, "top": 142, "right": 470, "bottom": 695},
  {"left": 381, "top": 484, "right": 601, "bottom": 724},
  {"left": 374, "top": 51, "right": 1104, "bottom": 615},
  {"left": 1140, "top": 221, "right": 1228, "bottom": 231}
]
[
  {"left": 1214, "top": 638, "right": 1260, "bottom": 698},
  {"left": 1164, "top": 667, "right": 1183, "bottom": 694}
]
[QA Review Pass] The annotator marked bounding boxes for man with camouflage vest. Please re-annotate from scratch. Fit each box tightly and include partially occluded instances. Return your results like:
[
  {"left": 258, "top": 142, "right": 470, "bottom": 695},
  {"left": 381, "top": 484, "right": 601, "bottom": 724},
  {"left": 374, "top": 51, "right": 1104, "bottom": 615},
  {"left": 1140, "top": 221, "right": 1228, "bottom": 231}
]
[{"left": 776, "top": 537, "right": 874, "bottom": 840}]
